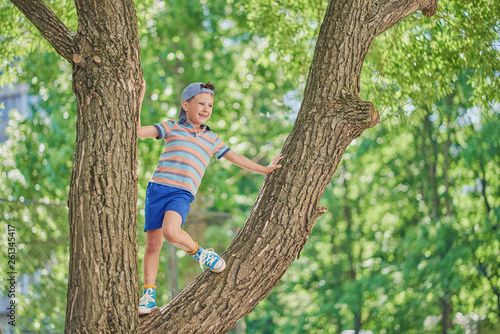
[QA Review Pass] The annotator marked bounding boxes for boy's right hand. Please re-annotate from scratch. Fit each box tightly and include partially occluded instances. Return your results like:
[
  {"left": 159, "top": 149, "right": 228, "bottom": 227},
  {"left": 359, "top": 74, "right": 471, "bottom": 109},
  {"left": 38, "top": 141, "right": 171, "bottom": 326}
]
[{"left": 264, "top": 154, "right": 283, "bottom": 174}]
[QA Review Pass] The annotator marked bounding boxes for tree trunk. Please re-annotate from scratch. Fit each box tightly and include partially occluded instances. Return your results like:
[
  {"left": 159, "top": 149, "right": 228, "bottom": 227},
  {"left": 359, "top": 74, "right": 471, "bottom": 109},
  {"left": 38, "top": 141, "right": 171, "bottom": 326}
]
[
  {"left": 64, "top": 1, "right": 143, "bottom": 332},
  {"left": 423, "top": 110, "right": 441, "bottom": 219},
  {"left": 440, "top": 296, "right": 453, "bottom": 334},
  {"left": 341, "top": 165, "right": 364, "bottom": 333}
]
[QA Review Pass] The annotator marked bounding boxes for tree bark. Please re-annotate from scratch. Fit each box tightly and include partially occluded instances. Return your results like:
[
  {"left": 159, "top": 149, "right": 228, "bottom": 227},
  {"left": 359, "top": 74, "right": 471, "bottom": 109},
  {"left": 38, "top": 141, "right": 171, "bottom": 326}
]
[{"left": 64, "top": 0, "right": 143, "bottom": 332}]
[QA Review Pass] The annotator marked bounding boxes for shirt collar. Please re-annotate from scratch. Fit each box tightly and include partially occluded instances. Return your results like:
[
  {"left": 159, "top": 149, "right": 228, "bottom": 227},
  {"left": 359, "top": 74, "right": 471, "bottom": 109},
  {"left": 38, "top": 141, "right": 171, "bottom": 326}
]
[{"left": 180, "top": 119, "right": 212, "bottom": 132}]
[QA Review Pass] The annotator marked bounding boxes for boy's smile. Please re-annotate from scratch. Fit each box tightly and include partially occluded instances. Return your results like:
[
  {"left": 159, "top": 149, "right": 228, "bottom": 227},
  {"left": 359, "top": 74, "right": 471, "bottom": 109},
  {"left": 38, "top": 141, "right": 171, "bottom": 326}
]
[{"left": 182, "top": 92, "right": 214, "bottom": 129}]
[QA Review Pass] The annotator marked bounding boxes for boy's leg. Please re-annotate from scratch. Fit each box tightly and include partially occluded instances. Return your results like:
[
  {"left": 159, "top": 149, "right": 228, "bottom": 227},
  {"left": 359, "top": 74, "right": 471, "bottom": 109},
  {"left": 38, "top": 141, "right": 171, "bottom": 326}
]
[
  {"left": 161, "top": 210, "right": 197, "bottom": 252},
  {"left": 162, "top": 210, "right": 226, "bottom": 273},
  {"left": 140, "top": 229, "right": 163, "bottom": 315},
  {"left": 143, "top": 211, "right": 195, "bottom": 286},
  {"left": 162, "top": 211, "right": 226, "bottom": 272},
  {"left": 143, "top": 228, "right": 163, "bottom": 286}
]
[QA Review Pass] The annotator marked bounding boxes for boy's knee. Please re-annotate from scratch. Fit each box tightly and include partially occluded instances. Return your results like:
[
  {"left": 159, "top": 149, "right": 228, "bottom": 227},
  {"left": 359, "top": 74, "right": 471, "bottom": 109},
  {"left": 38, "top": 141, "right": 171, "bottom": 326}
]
[
  {"left": 145, "top": 236, "right": 163, "bottom": 253},
  {"left": 162, "top": 227, "right": 180, "bottom": 244}
]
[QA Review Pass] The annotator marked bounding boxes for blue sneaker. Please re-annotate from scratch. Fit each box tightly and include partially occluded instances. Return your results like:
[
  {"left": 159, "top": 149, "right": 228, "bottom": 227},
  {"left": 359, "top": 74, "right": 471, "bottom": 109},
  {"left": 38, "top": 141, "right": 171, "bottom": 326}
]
[
  {"left": 138, "top": 285, "right": 157, "bottom": 315},
  {"left": 190, "top": 244, "right": 226, "bottom": 273}
]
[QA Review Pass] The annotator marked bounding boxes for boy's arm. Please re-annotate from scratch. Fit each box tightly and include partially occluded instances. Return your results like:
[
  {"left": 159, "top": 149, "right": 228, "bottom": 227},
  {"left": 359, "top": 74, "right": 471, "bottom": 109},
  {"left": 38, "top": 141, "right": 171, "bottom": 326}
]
[
  {"left": 138, "top": 125, "right": 160, "bottom": 138},
  {"left": 223, "top": 150, "right": 283, "bottom": 175},
  {"left": 137, "top": 78, "right": 160, "bottom": 139}
]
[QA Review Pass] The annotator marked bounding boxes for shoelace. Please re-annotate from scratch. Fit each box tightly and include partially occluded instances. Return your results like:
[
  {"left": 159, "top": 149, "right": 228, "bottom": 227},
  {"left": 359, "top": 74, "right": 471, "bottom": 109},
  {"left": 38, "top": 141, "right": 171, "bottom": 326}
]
[
  {"left": 198, "top": 248, "right": 218, "bottom": 270},
  {"left": 139, "top": 289, "right": 155, "bottom": 307}
]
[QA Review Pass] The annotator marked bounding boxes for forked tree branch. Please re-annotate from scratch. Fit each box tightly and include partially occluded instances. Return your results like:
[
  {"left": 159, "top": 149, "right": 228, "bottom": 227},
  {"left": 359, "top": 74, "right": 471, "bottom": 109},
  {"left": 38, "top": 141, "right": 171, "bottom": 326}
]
[
  {"left": 11, "top": 0, "right": 76, "bottom": 62},
  {"left": 371, "top": 0, "right": 439, "bottom": 37}
]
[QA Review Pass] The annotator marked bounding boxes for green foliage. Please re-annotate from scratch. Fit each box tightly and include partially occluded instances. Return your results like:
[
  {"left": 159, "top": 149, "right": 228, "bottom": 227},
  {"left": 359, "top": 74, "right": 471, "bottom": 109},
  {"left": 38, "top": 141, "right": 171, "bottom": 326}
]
[
  {"left": 246, "top": 0, "right": 327, "bottom": 80},
  {"left": 246, "top": 0, "right": 500, "bottom": 122},
  {"left": 362, "top": 0, "right": 500, "bottom": 121},
  {"left": 0, "top": 41, "right": 75, "bottom": 332},
  {"left": 0, "top": 0, "right": 77, "bottom": 86}
]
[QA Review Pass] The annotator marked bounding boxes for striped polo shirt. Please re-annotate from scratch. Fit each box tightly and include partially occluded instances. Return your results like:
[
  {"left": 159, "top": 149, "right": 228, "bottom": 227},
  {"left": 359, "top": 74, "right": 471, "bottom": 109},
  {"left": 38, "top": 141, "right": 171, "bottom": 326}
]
[{"left": 150, "top": 120, "right": 230, "bottom": 196}]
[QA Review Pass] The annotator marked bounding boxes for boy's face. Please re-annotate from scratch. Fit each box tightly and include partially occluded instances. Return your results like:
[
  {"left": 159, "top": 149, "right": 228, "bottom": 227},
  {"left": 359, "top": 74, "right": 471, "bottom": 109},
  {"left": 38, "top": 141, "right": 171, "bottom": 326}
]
[{"left": 182, "top": 92, "right": 214, "bottom": 128}]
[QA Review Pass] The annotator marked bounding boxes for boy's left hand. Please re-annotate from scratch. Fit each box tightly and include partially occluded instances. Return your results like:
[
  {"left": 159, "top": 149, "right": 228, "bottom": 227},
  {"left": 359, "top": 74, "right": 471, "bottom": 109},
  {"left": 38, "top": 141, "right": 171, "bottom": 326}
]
[{"left": 265, "top": 154, "right": 283, "bottom": 174}]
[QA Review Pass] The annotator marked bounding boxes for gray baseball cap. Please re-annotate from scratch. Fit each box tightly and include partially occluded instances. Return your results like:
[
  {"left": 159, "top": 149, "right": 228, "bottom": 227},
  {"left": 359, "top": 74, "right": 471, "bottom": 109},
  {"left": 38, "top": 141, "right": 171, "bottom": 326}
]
[{"left": 179, "top": 82, "right": 215, "bottom": 123}]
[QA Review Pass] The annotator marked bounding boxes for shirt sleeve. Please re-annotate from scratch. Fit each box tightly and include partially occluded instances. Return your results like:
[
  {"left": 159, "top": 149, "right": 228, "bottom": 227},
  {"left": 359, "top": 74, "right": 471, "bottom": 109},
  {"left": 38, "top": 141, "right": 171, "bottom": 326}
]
[
  {"left": 154, "top": 120, "right": 174, "bottom": 140},
  {"left": 214, "top": 135, "right": 230, "bottom": 159}
]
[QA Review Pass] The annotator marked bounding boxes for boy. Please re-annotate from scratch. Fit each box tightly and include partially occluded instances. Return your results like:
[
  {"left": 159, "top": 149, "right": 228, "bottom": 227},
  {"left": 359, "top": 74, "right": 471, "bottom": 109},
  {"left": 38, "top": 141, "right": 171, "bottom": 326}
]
[{"left": 137, "top": 79, "right": 283, "bottom": 315}]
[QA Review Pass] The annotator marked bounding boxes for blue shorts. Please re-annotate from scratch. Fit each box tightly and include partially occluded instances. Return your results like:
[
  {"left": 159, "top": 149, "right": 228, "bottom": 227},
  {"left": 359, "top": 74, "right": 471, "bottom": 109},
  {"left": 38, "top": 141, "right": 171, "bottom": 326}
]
[{"left": 144, "top": 182, "right": 195, "bottom": 231}]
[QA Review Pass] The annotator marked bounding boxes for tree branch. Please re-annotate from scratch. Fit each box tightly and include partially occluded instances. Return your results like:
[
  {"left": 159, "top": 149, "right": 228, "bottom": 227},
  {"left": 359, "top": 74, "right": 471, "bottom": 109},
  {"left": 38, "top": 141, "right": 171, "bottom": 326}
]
[
  {"left": 11, "top": 0, "right": 76, "bottom": 63},
  {"left": 371, "top": 0, "right": 439, "bottom": 37}
]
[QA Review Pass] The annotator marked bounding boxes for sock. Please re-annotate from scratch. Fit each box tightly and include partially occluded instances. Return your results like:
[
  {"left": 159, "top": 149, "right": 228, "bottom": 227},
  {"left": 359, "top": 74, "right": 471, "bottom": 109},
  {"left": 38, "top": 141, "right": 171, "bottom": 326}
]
[
  {"left": 142, "top": 284, "right": 157, "bottom": 290},
  {"left": 187, "top": 242, "right": 199, "bottom": 255}
]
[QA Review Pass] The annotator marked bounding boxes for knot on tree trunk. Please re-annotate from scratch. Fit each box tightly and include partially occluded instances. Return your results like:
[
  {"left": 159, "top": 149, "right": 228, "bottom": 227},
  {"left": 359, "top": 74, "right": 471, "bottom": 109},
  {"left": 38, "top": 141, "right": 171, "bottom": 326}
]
[
  {"left": 72, "top": 53, "right": 87, "bottom": 70},
  {"left": 93, "top": 55, "right": 102, "bottom": 67},
  {"left": 422, "top": 0, "right": 438, "bottom": 17},
  {"left": 327, "top": 94, "right": 379, "bottom": 133}
]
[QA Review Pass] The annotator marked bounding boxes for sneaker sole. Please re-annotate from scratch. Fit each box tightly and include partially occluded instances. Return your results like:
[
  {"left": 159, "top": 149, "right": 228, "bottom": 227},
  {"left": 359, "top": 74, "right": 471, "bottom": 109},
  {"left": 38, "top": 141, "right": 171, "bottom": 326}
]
[
  {"left": 139, "top": 306, "right": 158, "bottom": 315},
  {"left": 211, "top": 258, "right": 226, "bottom": 273}
]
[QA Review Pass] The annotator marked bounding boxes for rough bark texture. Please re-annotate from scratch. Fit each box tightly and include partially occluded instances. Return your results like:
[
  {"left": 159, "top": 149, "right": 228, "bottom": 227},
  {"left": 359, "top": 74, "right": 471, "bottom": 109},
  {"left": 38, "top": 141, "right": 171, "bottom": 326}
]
[
  {"left": 11, "top": 0, "right": 438, "bottom": 332},
  {"left": 65, "top": 0, "right": 142, "bottom": 332}
]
